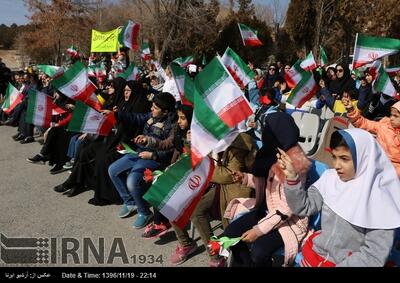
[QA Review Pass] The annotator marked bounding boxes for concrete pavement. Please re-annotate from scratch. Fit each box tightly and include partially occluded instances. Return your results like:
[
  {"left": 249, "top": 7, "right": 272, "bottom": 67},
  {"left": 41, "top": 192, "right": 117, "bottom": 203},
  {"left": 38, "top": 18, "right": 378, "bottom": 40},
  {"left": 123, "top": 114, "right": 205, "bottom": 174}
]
[{"left": 0, "top": 125, "right": 212, "bottom": 267}]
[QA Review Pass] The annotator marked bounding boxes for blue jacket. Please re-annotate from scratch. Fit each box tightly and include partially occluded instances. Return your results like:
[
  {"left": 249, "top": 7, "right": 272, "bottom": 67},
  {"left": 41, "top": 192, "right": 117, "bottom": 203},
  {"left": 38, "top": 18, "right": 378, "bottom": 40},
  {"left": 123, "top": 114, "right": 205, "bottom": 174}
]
[{"left": 117, "top": 111, "right": 175, "bottom": 166}]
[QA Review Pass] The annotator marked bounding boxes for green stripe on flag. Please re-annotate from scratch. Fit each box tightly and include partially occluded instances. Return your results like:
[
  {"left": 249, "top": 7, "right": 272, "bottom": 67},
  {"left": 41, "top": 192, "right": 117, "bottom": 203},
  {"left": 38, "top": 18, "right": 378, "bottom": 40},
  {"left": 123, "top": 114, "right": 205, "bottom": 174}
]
[
  {"left": 2, "top": 84, "right": 13, "bottom": 109},
  {"left": 357, "top": 34, "right": 400, "bottom": 50},
  {"left": 68, "top": 101, "right": 89, "bottom": 133},
  {"left": 118, "top": 24, "right": 127, "bottom": 45},
  {"left": 375, "top": 66, "right": 391, "bottom": 92},
  {"left": 51, "top": 61, "right": 86, "bottom": 89},
  {"left": 193, "top": 58, "right": 230, "bottom": 139},
  {"left": 287, "top": 72, "right": 312, "bottom": 104},
  {"left": 195, "top": 57, "right": 229, "bottom": 99},
  {"left": 25, "top": 89, "right": 38, "bottom": 124},
  {"left": 143, "top": 155, "right": 192, "bottom": 210}
]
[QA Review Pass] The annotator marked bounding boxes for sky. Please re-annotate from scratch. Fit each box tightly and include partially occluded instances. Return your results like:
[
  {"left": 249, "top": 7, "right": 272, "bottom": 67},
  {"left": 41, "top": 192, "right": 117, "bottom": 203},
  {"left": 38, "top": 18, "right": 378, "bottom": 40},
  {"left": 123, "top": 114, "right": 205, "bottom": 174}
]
[{"left": 0, "top": 0, "right": 290, "bottom": 26}]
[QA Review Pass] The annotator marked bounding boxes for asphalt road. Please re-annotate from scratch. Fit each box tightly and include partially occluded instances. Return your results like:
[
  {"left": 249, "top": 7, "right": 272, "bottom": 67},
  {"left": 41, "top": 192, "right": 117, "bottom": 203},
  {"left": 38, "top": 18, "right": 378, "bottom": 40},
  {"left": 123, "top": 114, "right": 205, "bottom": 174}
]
[{"left": 0, "top": 125, "right": 212, "bottom": 268}]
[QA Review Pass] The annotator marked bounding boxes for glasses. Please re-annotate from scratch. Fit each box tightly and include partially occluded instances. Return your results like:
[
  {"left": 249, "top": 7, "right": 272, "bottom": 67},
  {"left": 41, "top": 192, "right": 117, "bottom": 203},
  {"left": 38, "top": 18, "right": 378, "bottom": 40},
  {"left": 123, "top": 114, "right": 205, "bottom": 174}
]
[
  {"left": 269, "top": 68, "right": 276, "bottom": 71},
  {"left": 336, "top": 69, "right": 344, "bottom": 73}
]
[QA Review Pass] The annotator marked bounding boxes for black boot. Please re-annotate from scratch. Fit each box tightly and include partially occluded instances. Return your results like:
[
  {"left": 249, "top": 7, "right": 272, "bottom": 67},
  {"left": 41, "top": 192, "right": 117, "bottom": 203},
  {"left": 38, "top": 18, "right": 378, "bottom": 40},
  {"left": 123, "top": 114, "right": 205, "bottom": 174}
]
[
  {"left": 65, "top": 186, "right": 84, "bottom": 198},
  {"left": 53, "top": 183, "right": 71, "bottom": 193}
]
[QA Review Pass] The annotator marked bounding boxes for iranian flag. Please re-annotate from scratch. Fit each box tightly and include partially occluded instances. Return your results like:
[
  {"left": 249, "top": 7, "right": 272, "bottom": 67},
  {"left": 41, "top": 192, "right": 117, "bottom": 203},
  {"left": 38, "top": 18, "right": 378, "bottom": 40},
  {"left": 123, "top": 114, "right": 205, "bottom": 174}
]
[
  {"left": 143, "top": 154, "right": 214, "bottom": 229},
  {"left": 25, "top": 89, "right": 53, "bottom": 128},
  {"left": 285, "top": 60, "right": 303, "bottom": 89},
  {"left": 117, "top": 63, "right": 140, "bottom": 81},
  {"left": 141, "top": 43, "right": 151, "bottom": 61},
  {"left": 352, "top": 33, "right": 400, "bottom": 69},
  {"left": 221, "top": 47, "right": 255, "bottom": 89},
  {"left": 67, "top": 46, "right": 80, "bottom": 58},
  {"left": 287, "top": 71, "right": 318, "bottom": 108},
  {"left": 170, "top": 64, "right": 194, "bottom": 106},
  {"left": 300, "top": 51, "right": 317, "bottom": 71},
  {"left": 51, "top": 61, "right": 101, "bottom": 111},
  {"left": 88, "top": 63, "right": 106, "bottom": 80},
  {"left": 1, "top": 83, "right": 23, "bottom": 115},
  {"left": 68, "top": 101, "right": 115, "bottom": 136},
  {"left": 238, "top": 23, "right": 263, "bottom": 47},
  {"left": 385, "top": 66, "right": 400, "bottom": 77},
  {"left": 320, "top": 46, "right": 328, "bottom": 67},
  {"left": 190, "top": 57, "right": 253, "bottom": 167},
  {"left": 173, "top": 56, "right": 194, "bottom": 68},
  {"left": 37, "top": 65, "right": 64, "bottom": 78},
  {"left": 119, "top": 20, "right": 141, "bottom": 51},
  {"left": 374, "top": 63, "right": 398, "bottom": 97}
]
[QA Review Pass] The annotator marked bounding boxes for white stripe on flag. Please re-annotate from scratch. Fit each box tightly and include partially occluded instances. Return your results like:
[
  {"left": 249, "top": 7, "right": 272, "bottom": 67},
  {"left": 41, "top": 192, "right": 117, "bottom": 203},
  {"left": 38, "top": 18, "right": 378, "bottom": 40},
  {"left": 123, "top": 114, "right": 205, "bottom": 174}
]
[{"left": 158, "top": 158, "right": 211, "bottom": 221}]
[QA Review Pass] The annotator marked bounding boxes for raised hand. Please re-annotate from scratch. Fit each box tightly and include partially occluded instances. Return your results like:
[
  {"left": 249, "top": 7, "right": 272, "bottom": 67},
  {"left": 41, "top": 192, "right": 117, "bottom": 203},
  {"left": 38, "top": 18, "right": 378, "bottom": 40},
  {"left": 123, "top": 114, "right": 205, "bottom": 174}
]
[
  {"left": 341, "top": 96, "right": 353, "bottom": 111},
  {"left": 276, "top": 148, "right": 297, "bottom": 180}
]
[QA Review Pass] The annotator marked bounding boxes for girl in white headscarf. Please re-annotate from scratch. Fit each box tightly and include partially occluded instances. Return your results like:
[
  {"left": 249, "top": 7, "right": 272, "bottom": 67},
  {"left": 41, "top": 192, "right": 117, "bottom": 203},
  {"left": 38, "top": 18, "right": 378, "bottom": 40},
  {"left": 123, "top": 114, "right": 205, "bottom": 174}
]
[{"left": 279, "top": 128, "right": 400, "bottom": 267}]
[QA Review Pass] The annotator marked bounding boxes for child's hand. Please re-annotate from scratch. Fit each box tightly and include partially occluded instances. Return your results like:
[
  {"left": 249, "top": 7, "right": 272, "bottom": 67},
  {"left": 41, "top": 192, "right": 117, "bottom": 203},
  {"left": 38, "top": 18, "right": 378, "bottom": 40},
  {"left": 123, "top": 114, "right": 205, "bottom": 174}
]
[
  {"left": 139, "top": 152, "right": 153, "bottom": 160},
  {"left": 134, "top": 135, "right": 147, "bottom": 145},
  {"left": 101, "top": 109, "right": 112, "bottom": 115},
  {"left": 342, "top": 96, "right": 354, "bottom": 111},
  {"left": 277, "top": 148, "right": 297, "bottom": 180},
  {"left": 231, "top": 171, "right": 244, "bottom": 183},
  {"left": 241, "top": 229, "right": 259, "bottom": 243},
  {"left": 247, "top": 120, "right": 257, "bottom": 129}
]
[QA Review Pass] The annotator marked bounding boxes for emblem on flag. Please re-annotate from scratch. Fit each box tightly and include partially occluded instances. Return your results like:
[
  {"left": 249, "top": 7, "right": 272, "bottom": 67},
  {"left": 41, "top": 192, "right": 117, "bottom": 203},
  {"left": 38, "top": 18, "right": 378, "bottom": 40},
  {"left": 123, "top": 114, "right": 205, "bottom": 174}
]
[{"left": 189, "top": 175, "right": 202, "bottom": 191}]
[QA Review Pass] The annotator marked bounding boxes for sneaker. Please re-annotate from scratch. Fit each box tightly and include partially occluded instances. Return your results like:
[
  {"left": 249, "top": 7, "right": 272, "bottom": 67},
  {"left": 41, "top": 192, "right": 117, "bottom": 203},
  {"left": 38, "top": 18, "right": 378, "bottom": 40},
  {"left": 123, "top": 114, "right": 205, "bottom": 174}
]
[
  {"left": 141, "top": 222, "right": 171, "bottom": 239},
  {"left": 170, "top": 241, "right": 198, "bottom": 266},
  {"left": 27, "top": 154, "right": 46, "bottom": 164},
  {"left": 63, "top": 161, "right": 73, "bottom": 170},
  {"left": 118, "top": 204, "right": 137, "bottom": 218},
  {"left": 209, "top": 257, "right": 226, "bottom": 267},
  {"left": 53, "top": 184, "right": 70, "bottom": 193},
  {"left": 133, "top": 213, "right": 153, "bottom": 229},
  {"left": 12, "top": 133, "right": 22, "bottom": 141},
  {"left": 49, "top": 164, "right": 66, "bottom": 174},
  {"left": 20, "top": 136, "right": 34, "bottom": 144}
]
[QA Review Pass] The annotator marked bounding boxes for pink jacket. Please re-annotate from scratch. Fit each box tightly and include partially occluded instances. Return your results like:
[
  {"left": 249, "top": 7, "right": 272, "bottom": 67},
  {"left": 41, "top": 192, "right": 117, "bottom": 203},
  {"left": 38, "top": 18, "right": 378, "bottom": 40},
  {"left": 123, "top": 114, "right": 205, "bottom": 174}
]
[
  {"left": 224, "top": 145, "right": 311, "bottom": 265},
  {"left": 347, "top": 102, "right": 400, "bottom": 176}
]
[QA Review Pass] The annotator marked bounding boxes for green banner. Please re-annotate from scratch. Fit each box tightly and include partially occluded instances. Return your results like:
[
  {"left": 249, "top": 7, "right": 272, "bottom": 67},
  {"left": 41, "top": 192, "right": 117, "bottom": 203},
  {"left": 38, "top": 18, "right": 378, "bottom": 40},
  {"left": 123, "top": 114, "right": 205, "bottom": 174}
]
[{"left": 91, "top": 28, "right": 119, "bottom": 52}]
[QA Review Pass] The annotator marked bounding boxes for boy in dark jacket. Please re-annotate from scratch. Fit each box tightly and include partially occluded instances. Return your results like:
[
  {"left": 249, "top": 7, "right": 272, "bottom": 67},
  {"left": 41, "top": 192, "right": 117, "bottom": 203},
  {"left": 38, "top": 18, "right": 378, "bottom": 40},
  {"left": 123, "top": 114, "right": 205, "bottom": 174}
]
[{"left": 108, "top": 92, "right": 176, "bottom": 229}]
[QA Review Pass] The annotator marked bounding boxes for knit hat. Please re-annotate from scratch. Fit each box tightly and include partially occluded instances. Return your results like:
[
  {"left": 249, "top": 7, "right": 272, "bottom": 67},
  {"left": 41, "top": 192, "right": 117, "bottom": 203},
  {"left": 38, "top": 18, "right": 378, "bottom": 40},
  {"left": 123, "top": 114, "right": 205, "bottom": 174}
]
[{"left": 153, "top": 92, "right": 176, "bottom": 112}]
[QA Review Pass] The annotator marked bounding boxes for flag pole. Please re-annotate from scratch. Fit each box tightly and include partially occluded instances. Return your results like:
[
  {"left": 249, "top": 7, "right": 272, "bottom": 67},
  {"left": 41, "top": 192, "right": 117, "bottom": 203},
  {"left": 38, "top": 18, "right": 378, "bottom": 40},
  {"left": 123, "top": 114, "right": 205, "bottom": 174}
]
[
  {"left": 238, "top": 23, "right": 246, "bottom": 47},
  {"left": 351, "top": 33, "right": 359, "bottom": 70}
]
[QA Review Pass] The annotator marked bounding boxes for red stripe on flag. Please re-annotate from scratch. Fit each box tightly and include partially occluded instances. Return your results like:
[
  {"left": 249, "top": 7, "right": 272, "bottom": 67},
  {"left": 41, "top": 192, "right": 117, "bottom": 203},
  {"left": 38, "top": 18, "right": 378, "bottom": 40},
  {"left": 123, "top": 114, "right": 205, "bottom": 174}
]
[
  {"left": 353, "top": 60, "right": 370, "bottom": 69},
  {"left": 74, "top": 82, "right": 97, "bottom": 103},
  {"left": 173, "top": 158, "right": 215, "bottom": 229},
  {"left": 244, "top": 39, "right": 263, "bottom": 47},
  {"left": 4, "top": 93, "right": 23, "bottom": 115},
  {"left": 218, "top": 97, "right": 252, "bottom": 128},
  {"left": 180, "top": 96, "right": 193, "bottom": 107},
  {"left": 226, "top": 66, "right": 246, "bottom": 89},
  {"left": 44, "top": 97, "right": 53, "bottom": 128},
  {"left": 285, "top": 73, "right": 297, "bottom": 89},
  {"left": 191, "top": 148, "right": 203, "bottom": 170},
  {"left": 296, "top": 84, "right": 318, "bottom": 108},
  {"left": 98, "top": 112, "right": 116, "bottom": 136},
  {"left": 130, "top": 23, "right": 141, "bottom": 51}
]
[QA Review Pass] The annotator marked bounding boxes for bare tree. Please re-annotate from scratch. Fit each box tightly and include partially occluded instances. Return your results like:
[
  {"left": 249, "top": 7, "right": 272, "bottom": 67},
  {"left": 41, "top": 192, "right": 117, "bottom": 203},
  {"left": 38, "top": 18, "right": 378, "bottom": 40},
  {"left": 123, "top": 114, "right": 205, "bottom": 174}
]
[
  {"left": 269, "top": 0, "right": 287, "bottom": 32},
  {"left": 18, "top": 0, "right": 95, "bottom": 64},
  {"left": 254, "top": 3, "right": 274, "bottom": 26}
]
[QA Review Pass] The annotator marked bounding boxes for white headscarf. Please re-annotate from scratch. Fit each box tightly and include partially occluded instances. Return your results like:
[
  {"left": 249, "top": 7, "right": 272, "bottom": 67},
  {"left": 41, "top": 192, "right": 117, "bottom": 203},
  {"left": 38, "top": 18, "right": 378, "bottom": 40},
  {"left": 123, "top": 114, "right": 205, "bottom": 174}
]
[{"left": 313, "top": 128, "right": 400, "bottom": 229}]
